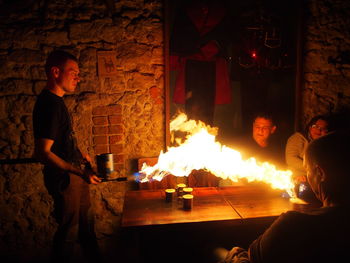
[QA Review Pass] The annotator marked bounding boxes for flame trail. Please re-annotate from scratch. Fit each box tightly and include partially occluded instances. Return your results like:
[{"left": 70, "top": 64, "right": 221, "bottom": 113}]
[{"left": 140, "top": 113, "right": 295, "bottom": 197}]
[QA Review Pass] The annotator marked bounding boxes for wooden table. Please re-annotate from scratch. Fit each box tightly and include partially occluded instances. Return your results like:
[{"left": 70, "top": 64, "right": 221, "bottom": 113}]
[
  {"left": 120, "top": 184, "right": 320, "bottom": 263},
  {"left": 122, "top": 184, "right": 318, "bottom": 227},
  {"left": 121, "top": 187, "right": 241, "bottom": 227}
]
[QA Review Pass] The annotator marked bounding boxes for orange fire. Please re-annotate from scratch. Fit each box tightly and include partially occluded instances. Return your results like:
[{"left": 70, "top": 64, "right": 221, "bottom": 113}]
[{"left": 140, "top": 113, "right": 296, "bottom": 198}]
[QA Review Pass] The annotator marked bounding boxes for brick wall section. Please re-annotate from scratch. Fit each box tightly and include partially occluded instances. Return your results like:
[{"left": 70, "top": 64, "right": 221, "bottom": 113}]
[{"left": 92, "top": 104, "right": 124, "bottom": 176}]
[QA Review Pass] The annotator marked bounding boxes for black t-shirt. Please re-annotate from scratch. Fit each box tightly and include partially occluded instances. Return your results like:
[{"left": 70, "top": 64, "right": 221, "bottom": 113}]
[
  {"left": 249, "top": 206, "right": 350, "bottom": 263},
  {"left": 230, "top": 135, "right": 285, "bottom": 169},
  {"left": 33, "top": 89, "right": 81, "bottom": 166}
]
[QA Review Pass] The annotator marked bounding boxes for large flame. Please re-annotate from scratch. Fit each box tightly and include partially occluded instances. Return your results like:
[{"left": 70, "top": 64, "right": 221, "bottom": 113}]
[{"left": 140, "top": 113, "right": 296, "bottom": 198}]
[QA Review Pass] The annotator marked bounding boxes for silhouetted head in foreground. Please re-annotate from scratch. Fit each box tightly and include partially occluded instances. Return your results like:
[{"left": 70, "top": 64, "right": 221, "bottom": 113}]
[{"left": 305, "top": 131, "right": 350, "bottom": 207}]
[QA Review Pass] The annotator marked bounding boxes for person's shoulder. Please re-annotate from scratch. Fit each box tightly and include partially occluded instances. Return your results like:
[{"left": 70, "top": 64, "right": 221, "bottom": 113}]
[
  {"left": 271, "top": 210, "right": 314, "bottom": 229},
  {"left": 230, "top": 135, "right": 255, "bottom": 151},
  {"left": 34, "top": 90, "right": 65, "bottom": 118},
  {"left": 277, "top": 207, "right": 334, "bottom": 223},
  {"left": 287, "top": 132, "right": 307, "bottom": 143},
  {"left": 36, "top": 89, "right": 62, "bottom": 105},
  {"left": 236, "top": 134, "right": 254, "bottom": 145},
  {"left": 289, "top": 131, "right": 304, "bottom": 139},
  {"left": 249, "top": 210, "right": 312, "bottom": 255},
  {"left": 39, "top": 89, "right": 59, "bottom": 99},
  {"left": 279, "top": 210, "right": 309, "bottom": 219}
]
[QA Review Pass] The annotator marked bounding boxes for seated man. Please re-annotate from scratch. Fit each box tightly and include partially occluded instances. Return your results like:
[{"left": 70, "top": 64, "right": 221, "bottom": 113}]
[
  {"left": 217, "top": 130, "right": 350, "bottom": 263},
  {"left": 232, "top": 112, "right": 285, "bottom": 168}
]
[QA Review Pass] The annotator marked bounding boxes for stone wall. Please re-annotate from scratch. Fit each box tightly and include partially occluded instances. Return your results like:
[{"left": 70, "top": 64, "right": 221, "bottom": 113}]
[
  {"left": 1, "top": 0, "right": 350, "bottom": 262},
  {"left": 0, "top": 0, "right": 164, "bottom": 261},
  {"left": 302, "top": 0, "right": 350, "bottom": 126}
]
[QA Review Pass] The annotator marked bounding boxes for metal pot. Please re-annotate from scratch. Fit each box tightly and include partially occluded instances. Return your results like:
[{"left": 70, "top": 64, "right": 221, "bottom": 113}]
[{"left": 96, "top": 153, "right": 114, "bottom": 179}]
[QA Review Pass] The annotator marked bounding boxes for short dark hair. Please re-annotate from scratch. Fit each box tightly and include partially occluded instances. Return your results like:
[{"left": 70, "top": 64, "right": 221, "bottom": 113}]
[
  {"left": 306, "top": 131, "right": 350, "bottom": 201},
  {"left": 45, "top": 50, "right": 78, "bottom": 77},
  {"left": 253, "top": 112, "right": 275, "bottom": 125}
]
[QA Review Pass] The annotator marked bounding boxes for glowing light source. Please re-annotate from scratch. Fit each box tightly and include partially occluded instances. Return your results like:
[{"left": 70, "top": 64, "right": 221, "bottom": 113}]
[{"left": 251, "top": 50, "right": 257, "bottom": 58}]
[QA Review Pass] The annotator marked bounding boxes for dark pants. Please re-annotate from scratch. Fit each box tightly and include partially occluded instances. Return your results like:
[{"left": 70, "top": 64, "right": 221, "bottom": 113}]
[{"left": 43, "top": 169, "right": 100, "bottom": 263}]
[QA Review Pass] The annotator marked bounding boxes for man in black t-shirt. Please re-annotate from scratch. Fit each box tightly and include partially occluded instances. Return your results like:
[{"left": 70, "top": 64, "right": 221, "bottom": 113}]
[{"left": 33, "top": 50, "right": 101, "bottom": 262}]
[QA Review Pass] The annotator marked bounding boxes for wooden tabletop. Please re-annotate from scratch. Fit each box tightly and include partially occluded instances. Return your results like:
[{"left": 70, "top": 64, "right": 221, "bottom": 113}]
[
  {"left": 121, "top": 187, "right": 241, "bottom": 227},
  {"left": 121, "top": 184, "right": 320, "bottom": 228},
  {"left": 217, "top": 184, "right": 292, "bottom": 219}
]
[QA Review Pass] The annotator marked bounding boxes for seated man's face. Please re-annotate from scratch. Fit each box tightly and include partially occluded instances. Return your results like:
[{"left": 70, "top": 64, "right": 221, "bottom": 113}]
[{"left": 252, "top": 117, "right": 276, "bottom": 146}]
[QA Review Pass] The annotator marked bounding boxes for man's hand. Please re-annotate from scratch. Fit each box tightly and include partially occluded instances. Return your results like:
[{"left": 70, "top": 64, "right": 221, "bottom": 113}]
[
  {"left": 88, "top": 174, "right": 102, "bottom": 185},
  {"left": 83, "top": 165, "right": 101, "bottom": 184},
  {"left": 224, "top": 247, "right": 250, "bottom": 263},
  {"left": 294, "top": 175, "right": 307, "bottom": 183}
]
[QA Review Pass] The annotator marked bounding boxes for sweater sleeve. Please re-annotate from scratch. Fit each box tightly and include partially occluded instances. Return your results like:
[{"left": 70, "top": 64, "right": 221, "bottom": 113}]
[{"left": 285, "top": 133, "right": 307, "bottom": 177}]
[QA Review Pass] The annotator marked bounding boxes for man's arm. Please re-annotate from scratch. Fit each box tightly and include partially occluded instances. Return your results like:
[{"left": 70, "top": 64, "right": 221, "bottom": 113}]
[
  {"left": 35, "top": 138, "right": 101, "bottom": 184},
  {"left": 285, "top": 133, "right": 308, "bottom": 182}
]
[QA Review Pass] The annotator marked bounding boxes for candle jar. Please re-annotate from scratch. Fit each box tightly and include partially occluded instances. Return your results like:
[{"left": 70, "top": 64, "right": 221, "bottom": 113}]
[
  {"left": 183, "top": 194, "right": 194, "bottom": 210},
  {"left": 176, "top": 183, "right": 186, "bottom": 197},
  {"left": 165, "top": 188, "right": 175, "bottom": 202}
]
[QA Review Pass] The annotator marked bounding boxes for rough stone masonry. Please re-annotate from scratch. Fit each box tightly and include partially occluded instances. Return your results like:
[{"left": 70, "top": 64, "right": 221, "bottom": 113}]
[{"left": 1, "top": 0, "right": 350, "bottom": 262}]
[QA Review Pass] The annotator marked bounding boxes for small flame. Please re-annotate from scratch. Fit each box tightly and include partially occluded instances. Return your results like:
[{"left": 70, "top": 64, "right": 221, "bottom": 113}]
[{"left": 140, "top": 113, "right": 296, "bottom": 198}]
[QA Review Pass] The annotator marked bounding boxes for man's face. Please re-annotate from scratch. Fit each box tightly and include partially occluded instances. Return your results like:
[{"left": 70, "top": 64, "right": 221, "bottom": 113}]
[
  {"left": 56, "top": 59, "right": 80, "bottom": 93},
  {"left": 252, "top": 117, "right": 276, "bottom": 146},
  {"left": 309, "top": 119, "right": 328, "bottom": 140}
]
